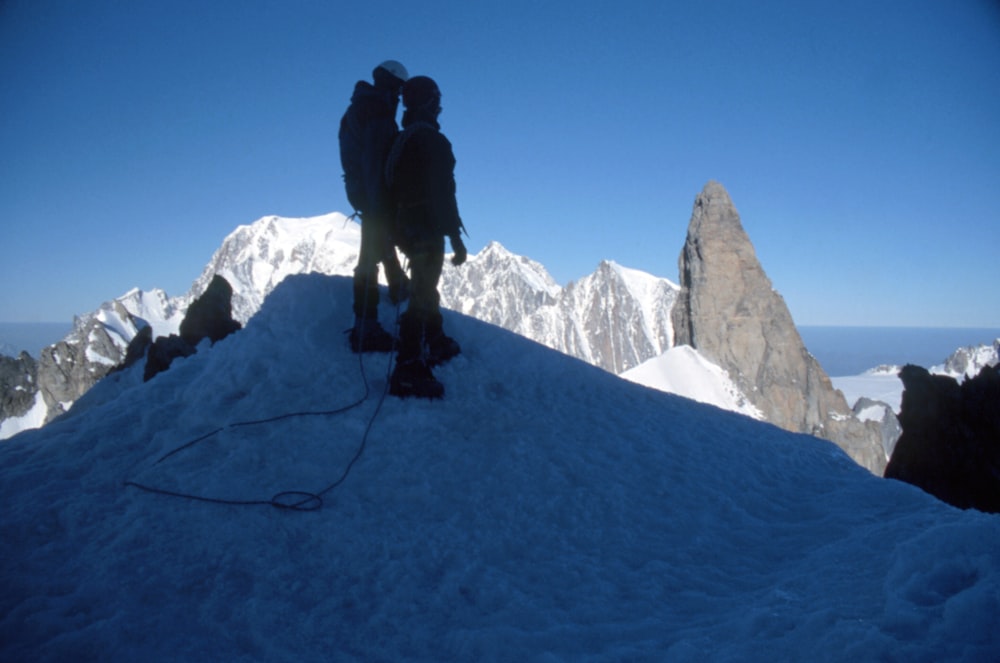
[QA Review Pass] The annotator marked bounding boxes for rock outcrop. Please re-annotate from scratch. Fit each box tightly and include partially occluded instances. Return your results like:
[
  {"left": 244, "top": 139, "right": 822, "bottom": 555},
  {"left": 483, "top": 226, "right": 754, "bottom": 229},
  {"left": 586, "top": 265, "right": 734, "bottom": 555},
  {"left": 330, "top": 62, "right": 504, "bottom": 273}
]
[
  {"left": 123, "top": 275, "right": 242, "bottom": 382},
  {"left": 671, "top": 181, "right": 886, "bottom": 473},
  {"left": 0, "top": 352, "right": 38, "bottom": 421},
  {"left": 885, "top": 364, "right": 1000, "bottom": 512},
  {"left": 35, "top": 300, "right": 143, "bottom": 422},
  {"left": 937, "top": 338, "right": 999, "bottom": 380},
  {"left": 179, "top": 275, "right": 241, "bottom": 347},
  {"left": 852, "top": 397, "right": 903, "bottom": 459}
]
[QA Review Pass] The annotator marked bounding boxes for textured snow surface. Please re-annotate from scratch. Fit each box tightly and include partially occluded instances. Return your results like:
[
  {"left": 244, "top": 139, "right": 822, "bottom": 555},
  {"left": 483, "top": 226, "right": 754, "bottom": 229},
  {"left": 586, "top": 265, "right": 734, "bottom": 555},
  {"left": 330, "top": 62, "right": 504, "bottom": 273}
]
[{"left": 3, "top": 275, "right": 998, "bottom": 662}]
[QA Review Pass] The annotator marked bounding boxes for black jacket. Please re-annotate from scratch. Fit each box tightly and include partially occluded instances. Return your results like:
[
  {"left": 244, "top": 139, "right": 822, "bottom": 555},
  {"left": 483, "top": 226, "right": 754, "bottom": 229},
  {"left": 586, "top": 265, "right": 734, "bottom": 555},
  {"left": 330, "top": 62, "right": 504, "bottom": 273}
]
[{"left": 386, "top": 116, "right": 463, "bottom": 252}]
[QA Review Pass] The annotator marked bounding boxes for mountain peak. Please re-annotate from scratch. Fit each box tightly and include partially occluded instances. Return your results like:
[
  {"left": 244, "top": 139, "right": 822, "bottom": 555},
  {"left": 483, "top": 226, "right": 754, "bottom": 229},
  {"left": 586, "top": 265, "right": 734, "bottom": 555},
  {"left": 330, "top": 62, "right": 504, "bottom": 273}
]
[
  {"left": 480, "top": 239, "right": 512, "bottom": 255},
  {"left": 699, "top": 178, "right": 734, "bottom": 202},
  {"left": 673, "top": 181, "right": 887, "bottom": 472}
]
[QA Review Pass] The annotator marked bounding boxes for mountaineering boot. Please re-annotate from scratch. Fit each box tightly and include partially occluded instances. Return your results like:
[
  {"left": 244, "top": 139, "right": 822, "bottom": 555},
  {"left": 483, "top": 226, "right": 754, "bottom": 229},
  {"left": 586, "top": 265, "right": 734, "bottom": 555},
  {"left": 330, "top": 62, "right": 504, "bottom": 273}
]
[
  {"left": 390, "top": 309, "right": 443, "bottom": 398},
  {"left": 424, "top": 311, "right": 460, "bottom": 366},
  {"left": 426, "top": 332, "right": 460, "bottom": 367},
  {"left": 389, "top": 359, "right": 444, "bottom": 399},
  {"left": 349, "top": 317, "right": 395, "bottom": 353},
  {"left": 350, "top": 267, "right": 394, "bottom": 352}
]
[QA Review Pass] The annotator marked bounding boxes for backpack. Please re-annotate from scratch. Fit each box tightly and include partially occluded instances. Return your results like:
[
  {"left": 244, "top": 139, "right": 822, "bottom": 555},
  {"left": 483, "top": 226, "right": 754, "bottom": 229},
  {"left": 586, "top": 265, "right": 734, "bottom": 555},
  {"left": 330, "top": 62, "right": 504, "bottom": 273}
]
[
  {"left": 338, "top": 85, "right": 398, "bottom": 215},
  {"left": 338, "top": 106, "right": 367, "bottom": 212}
]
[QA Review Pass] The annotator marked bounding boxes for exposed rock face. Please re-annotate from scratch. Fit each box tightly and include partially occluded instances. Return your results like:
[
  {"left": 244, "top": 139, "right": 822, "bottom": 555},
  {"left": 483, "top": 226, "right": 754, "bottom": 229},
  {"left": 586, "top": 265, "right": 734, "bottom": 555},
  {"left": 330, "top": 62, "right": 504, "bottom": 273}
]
[
  {"left": 143, "top": 335, "right": 197, "bottom": 382},
  {"left": 179, "top": 275, "right": 241, "bottom": 347},
  {"left": 0, "top": 352, "right": 38, "bottom": 420},
  {"left": 886, "top": 364, "right": 1000, "bottom": 513},
  {"left": 136, "top": 275, "right": 242, "bottom": 382},
  {"left": 36, "top": 301, "right": 142, "bottom": 421},
  {"left": 120, "top": 325, "right": 154, "bottom": 372},
  {"left": 852, "top": 397, "right": 903, "bottom": 458},
  {"left": 671, "top": 181, "right": 886, "bottom": 473}
]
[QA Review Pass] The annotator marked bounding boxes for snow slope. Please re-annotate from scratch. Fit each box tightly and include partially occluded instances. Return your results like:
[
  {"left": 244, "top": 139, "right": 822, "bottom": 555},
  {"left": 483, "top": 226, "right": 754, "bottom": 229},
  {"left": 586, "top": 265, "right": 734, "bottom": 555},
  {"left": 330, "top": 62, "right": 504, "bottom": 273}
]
[
  {"left": 2, "top": 275, "right": 998, "bottom": 662},
  {"left": 621, "top": 344, "right": 763, "bottom": 419}
]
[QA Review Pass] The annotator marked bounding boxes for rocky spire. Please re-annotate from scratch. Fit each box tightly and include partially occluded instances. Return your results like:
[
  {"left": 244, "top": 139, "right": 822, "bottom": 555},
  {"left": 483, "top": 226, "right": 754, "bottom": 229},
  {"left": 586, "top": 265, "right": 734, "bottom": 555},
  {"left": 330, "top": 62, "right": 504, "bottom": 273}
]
[{"left": 672, "top": 181, "right": 887, "bottom": 473}]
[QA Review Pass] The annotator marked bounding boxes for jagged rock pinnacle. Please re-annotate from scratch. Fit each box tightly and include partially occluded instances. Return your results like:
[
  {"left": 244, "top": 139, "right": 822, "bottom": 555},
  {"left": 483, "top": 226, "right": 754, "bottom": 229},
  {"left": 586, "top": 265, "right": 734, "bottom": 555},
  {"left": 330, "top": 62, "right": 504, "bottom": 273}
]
[{"left": 672, "top": 181, "right": 887, "bottom": 473}]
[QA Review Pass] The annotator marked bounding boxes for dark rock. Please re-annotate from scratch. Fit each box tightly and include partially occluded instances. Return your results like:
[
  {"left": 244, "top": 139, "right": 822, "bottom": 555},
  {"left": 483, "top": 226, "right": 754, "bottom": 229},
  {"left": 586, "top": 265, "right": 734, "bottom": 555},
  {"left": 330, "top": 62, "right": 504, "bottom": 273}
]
[
  {"left": 120, "top": 325, "right": 153, "bottom": 371},
  {"left": 179, "top": 274, "right": 241, "bottom": 347},
  {"left": 671, "top": 181, "right": 886, "bottom": 473},
  {"left": 143, "top": 335, "right": 196, "bottom": 382},
  {"left": 36, "top": 310, "right": 131, "bottom": 421},
  {"left": 852, "top": 397, "right": 903, "bottom": 458},
  {"left": 885, "top": 364, "right": 1000, "bottom": 512},
  {"left": 141, "top": 275, "right": 241, "bottom": 381},
  {"left": 0, "top": 352, "right": 38, "bottom": 420}
]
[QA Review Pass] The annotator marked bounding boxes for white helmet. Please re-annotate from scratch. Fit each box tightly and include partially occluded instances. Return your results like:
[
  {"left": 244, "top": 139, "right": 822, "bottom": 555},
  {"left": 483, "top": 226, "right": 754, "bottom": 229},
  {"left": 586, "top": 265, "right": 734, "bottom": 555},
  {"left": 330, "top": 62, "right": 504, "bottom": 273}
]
[{"left": 374, "top": 60, "right": 409, "bottom": 83}]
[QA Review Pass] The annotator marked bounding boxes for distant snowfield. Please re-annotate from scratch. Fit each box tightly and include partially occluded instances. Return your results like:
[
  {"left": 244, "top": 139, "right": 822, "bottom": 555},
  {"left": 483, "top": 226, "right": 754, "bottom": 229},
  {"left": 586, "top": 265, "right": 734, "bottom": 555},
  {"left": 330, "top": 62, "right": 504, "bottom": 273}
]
[
  {"left": 833, "top": 370, "right": 905, "bottom": 413},
  {"left": 2, "top": 274, "right": 998, "bottom": 661}
]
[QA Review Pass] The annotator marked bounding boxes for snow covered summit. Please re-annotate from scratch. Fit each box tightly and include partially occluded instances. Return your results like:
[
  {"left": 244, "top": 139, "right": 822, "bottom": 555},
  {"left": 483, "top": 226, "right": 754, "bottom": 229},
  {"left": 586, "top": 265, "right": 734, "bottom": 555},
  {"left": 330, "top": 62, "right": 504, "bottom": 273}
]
[{"left": 2, "top": 274, "right": 998, "bottom": 661}]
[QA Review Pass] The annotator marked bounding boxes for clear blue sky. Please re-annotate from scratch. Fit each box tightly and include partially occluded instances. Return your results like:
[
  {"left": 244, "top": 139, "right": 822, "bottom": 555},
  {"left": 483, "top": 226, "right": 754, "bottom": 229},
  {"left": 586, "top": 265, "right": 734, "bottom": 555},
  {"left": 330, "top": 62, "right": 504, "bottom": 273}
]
[{"left": 2, "top": 0, "right": 999, "bottom": 326}]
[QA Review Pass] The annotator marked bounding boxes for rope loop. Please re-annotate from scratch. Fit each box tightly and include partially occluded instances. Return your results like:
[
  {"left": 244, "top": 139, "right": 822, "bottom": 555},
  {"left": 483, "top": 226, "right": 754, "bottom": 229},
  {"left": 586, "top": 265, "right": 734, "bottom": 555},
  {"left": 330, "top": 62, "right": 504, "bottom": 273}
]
[
  {"left": 270, "top": 491, "right": 324, "bottom": 511},
  {"left": 122, "top": 277, "right": 403, "bottom": 512}
]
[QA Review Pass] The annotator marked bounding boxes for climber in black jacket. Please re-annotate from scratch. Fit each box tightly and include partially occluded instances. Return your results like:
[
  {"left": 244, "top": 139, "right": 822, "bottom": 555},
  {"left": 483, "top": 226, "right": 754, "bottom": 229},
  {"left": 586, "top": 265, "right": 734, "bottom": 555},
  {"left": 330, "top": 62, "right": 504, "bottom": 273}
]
[{"left": 384, "top": 76, "right": 467, "bottom": 398}]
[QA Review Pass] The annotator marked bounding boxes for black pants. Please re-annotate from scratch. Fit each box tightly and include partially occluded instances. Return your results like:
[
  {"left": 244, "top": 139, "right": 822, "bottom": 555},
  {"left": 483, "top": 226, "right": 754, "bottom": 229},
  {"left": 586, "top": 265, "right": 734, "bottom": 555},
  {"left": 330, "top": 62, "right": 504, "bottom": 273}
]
[
  {"left": 397, "top": 243, "right": 444, "bottom": 362},
  {"left": 353, "top": 212, "right": 406, "bottom": 319}
]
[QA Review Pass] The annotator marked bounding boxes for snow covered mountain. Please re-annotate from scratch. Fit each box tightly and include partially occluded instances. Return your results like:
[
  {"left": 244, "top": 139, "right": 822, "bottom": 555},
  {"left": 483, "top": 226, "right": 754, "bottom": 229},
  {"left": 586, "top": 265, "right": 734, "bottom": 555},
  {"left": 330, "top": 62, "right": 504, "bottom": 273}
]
[
  {"left": 191, "top": 214, "right": 678, "bottom": 374},
  {"left": 516, "top": 259, "right": 676, "bottom": 374},
  {"left": 184, "top": 213, "right": 363, "bottom": 325},
  {"left": 0, "top": 290, "right": 186, "bottom": 439},
  {"left": 934, "top": 338, "right": 1000, "bottom": 380},
  {"left": 2, "top": 274, "right": 997, "bottom": 661},
  {"left": 1, "top": 213, "right": 680, "bottom": 438},
  {"left": 438, "top": 240, "right": 562, "bottom": 331}
]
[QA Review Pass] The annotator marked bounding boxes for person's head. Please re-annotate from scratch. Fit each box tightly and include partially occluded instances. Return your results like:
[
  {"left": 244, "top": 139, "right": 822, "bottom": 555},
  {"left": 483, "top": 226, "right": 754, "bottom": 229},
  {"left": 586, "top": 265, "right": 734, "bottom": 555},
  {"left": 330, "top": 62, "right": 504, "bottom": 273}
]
[
  {"left": 402, "top": 76, "right": 442, "bottom": 118},
  {"left": 372, "top": 60, "right": 408, "bottom": 94}
]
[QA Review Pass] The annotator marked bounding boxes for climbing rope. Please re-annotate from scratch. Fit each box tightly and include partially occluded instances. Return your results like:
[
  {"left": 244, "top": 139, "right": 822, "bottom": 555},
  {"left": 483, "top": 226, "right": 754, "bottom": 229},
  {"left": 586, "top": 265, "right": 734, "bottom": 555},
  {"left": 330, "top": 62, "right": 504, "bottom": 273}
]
[{"left": 124, "top": 280, "right": 400, "bottom": 512}]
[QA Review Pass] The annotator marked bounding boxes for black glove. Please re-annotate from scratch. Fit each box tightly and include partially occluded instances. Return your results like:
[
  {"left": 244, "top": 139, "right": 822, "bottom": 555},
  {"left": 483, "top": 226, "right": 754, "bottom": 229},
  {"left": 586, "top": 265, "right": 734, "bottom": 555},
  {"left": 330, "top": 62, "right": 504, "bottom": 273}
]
[{"left": 451, "top": 235, "right": 467, "bottom": 266}]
